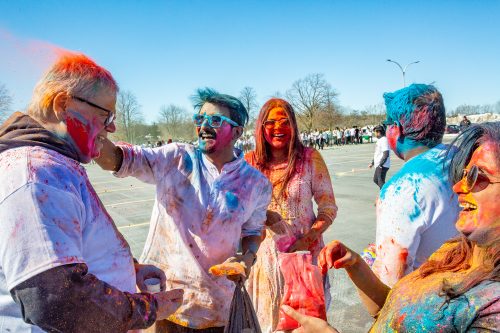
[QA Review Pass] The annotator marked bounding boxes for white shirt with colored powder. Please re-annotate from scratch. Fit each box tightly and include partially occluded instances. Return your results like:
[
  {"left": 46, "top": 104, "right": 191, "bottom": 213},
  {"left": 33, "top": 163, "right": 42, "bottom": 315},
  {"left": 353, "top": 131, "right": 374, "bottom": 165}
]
[
  {"left": 372, "top": 144, "right": 460, "bottom": 287},
  {"left": 115, "top": 143, "right": 272, "bottom": 329},
  {"left": 0, "top": 146, "right": 136, "bottom": 333}
]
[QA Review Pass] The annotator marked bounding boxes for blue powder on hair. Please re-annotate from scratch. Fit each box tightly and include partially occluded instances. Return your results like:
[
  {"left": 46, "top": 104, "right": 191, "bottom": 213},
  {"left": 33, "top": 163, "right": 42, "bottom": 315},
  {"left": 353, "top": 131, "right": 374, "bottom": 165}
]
[{"left": 383, "top": 84, "right": 436, "bottom": 124}]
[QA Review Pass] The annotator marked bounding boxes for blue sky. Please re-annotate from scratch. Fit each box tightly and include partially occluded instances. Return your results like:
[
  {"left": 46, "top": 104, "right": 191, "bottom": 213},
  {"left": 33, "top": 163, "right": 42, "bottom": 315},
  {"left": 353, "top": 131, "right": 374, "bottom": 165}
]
[{"left": 1, "top": 0, "right": 499, "bottom": 122}]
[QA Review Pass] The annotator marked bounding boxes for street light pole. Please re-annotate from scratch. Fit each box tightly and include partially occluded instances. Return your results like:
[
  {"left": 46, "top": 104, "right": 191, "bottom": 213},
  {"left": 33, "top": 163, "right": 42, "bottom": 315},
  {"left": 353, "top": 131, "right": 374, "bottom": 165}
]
[{"left": 386, "top": 59, "right": 420, "bottom": 87}]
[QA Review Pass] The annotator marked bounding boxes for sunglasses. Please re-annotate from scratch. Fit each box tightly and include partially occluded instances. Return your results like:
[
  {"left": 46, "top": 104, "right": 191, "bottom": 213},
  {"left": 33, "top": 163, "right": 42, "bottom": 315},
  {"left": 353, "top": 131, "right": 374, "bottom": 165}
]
[
  {"left": 192, "top": 113, "right": 239, "bottom": 128},
  {"left": 462, "top": 165, "right": 500, "bottom": 191},
  {"left": 72, "top": 96, "right": 115, "bottom": 127},
  {"left": 263, "top": 118, "right": 291, "bottom": 129}
]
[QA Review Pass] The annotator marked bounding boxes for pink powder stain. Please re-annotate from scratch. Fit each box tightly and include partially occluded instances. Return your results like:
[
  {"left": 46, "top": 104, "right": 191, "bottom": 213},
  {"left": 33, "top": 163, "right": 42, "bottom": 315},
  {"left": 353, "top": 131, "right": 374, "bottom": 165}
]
[
  {"left": 59, "top": 255, "right": 80, "bottom": 264},
  {"left": 213, "top": 124, "right": 234, "bottom": 151},
  {"left": 386, "top": 124, "right": 401, "bottom": 157},
  {"left": 37, "top": 191, "right": 49, "bottom": 204},
  {"left": 71, "top": 219, "right": 82, "bottom": 234},
  {"left": 0, "top": 27, "right": 74, "bottom": 84},
  {"left": 65, "top": 113, "right": 102, "bottom": 161},
  {"left": 372, "top": 237, "right": 409, "bottom": 286}
]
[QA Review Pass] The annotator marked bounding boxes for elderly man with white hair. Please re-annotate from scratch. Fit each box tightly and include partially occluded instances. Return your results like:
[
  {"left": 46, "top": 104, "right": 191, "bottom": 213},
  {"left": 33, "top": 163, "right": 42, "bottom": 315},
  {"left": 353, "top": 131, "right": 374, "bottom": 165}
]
[{"left": 0, "top": 53, "right": 182, "bottom": 332}]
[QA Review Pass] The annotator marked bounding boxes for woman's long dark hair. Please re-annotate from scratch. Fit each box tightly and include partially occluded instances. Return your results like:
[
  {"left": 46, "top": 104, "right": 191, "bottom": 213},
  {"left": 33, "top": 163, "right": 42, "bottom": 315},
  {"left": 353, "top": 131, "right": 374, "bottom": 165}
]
[{"left": 418, "top": 122, "right": 500, "bottom": 303}]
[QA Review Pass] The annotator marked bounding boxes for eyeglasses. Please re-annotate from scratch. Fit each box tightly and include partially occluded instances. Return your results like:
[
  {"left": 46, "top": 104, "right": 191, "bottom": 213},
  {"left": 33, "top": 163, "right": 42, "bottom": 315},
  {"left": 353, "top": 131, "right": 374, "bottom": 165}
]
[
  {"left": 462, "top": 165, "right": 500, "bottom": 191},
  {"left": 263, "top": 118, "right": 291, "bottom": 129},
  {"left": 192, "top": 113, "right": 239, "bottom": 128},
  {"left": 72, "top": 96, "right": 115, "bottom": 127}
]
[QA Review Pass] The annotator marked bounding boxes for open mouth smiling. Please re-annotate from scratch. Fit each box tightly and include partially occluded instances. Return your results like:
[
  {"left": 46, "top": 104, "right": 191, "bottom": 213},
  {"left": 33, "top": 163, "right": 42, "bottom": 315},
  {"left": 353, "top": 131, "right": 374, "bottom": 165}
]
[
  {"left": 199, "top": 131, "right": 216, "bottom": 140},
  {"left": 459, "top": 201, "right": 478, "bottom": 211}
]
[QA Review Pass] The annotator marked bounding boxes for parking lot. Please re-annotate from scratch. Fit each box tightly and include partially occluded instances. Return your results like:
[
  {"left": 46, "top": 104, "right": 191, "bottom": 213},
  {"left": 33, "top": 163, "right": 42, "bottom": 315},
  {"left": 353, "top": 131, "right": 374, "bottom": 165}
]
[{"left": 86, "top": 136, "right": 455, "bottom": 332}]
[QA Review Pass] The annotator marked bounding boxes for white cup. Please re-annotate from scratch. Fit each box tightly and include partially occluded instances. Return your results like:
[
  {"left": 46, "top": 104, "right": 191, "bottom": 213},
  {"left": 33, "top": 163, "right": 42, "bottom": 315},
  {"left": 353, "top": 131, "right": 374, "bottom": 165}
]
[{"left": 144, "top": 278, "right": 161, "bottom": 293}]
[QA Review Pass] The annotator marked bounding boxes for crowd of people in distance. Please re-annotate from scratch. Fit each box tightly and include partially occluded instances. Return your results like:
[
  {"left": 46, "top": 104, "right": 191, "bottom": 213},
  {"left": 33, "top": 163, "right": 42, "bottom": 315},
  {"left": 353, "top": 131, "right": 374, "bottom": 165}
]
[
  {"left": 300, "top": 126, "right": 373, "bottom": 150},
  {"left": 235, "top": 134, "right": 256, "bottom": 153},
  {"left": 0, "top": 52, "right": 498, "bottom": 333},
  {"left": 137, "top": 125, "right": 379, "bottom": 155}
]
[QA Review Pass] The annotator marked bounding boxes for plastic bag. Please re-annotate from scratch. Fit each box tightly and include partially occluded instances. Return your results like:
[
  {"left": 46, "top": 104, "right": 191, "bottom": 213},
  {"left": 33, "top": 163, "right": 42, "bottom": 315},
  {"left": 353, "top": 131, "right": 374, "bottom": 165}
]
[
  {"left": 271, "top": 220, "right": 297, "bottom": 253},
  {"left": 276, "top": 251, "right": 327, "bottom": 331},
  {"left": 224, "top": 280, "right": 262, "bottom": 333}
]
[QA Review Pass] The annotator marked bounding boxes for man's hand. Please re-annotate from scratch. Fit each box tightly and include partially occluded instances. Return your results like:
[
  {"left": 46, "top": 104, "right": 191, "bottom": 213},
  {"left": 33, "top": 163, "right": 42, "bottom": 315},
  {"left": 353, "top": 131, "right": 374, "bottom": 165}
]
[
  {"left": 318, "top": 241, "right": 360, "bottom": 275},
  {"left": 223, "top": 252, "right": 255, "bottom": 282},
  {"left": 154, "top": 289, "right": 184, "bottom": 320},
  {"left": 281, "top": 305, "right": 339, "bottom": 333},
  {"left": 368, "top": 162, "right": 374, "bottom": 169},
  {"left": 94, "top": 137, "right": 123, "bottom": 171},
  {"left": 135, "top": 263, "right": 167, "bottom": 292}
]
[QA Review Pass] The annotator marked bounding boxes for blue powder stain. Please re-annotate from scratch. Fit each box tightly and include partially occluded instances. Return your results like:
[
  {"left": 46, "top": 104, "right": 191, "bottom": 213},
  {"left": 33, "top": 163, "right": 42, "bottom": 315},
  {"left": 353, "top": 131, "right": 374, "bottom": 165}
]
[
  {"left": 183, "top": 153, "right": 193, "bottom": 173},
  {"left": 225, "top": 191, "right": 239, "bottom": 210},
  {"left": 395, "top": 137, "right": 426, "bottom": 156},
  {"left": 198, "top": 138, "right": 206, "bottom": 151},
  {"left": 380, "top": 144, "right": 449, "bottom": 203}
]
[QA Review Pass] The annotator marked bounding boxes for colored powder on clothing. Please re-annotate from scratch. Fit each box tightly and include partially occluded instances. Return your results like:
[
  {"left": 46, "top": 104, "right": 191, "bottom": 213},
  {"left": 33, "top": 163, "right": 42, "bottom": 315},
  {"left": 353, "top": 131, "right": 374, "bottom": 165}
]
[
  {"left": 182, "top": 153, "right": 193, "bottom": 173},
  {"left": 225, "top": 191, "right": 239, "bottom": 210}
]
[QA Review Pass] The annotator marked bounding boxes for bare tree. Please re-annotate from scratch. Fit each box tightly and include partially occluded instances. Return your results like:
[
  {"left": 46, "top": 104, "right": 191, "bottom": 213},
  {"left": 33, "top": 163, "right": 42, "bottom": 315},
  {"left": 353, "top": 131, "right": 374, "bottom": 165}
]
[
  {"left": 362, "top": 103, "right": 387, "bottom": 125},
  {"left": 158, "top": 104, "right": 193, "bottom": 140},
  {"left": 115, "top": 90, "right": 143, "bottom": 143},
  {"left": 239, "top": 87, "right": 258, "bottom": 122},
  {"left": 286, "top": 73, "right": 338, "bottom": 131},
  {"left": 318, "top": 97, "right": 342, "bottom": 130},
  {"left": 0, "top": 83, "right": 13, "bottom": 123}
]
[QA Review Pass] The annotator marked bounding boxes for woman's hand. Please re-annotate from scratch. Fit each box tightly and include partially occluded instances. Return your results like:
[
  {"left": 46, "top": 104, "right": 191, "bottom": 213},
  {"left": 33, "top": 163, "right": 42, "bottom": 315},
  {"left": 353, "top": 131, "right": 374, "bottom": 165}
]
[
  {"left": 282, "top": 305, "right": 339, "bottom": 333},
  {"left": 266, "top": 210, "right": 287, "bottom": 234},
  {"left": 287, "top": 231, "right": 319, "bottom": 253},
  {"left": 318, "top": 240, "right": 360, "bottom": 274},
  {"left": 287, "top": 237, "right": 313, "bottom": 253}
]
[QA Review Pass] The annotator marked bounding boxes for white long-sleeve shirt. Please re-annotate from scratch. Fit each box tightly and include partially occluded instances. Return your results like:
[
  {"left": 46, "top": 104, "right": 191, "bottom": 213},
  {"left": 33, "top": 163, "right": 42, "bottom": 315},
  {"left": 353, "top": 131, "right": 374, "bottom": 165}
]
[
  {"left": 115, "top": 143, "right": 272, "bottom": 329},
  {"left": 0, "top": 146, "right": 136, "bottom": 332}
]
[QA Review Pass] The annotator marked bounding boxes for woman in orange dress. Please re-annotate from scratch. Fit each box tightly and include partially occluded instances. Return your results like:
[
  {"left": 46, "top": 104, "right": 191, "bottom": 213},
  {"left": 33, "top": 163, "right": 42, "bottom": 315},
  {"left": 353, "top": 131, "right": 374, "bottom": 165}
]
[{"left": 245, "top": 98, "right": 338, "bottom": 332}]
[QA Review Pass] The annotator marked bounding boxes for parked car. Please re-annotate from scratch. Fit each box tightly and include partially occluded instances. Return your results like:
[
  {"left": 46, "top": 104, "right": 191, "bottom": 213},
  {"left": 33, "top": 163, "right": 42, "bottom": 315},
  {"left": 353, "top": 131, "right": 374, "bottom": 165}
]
[{"left": 445, "top": 124, "right": 460, "bottom": 134}]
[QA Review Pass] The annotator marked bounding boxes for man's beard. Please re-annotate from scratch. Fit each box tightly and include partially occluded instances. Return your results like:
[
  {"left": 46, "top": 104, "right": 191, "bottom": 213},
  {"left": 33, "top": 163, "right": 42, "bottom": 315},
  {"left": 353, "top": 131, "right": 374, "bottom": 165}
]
[{"left": 198, "top": 128, "right": 217, "bottom": 154}]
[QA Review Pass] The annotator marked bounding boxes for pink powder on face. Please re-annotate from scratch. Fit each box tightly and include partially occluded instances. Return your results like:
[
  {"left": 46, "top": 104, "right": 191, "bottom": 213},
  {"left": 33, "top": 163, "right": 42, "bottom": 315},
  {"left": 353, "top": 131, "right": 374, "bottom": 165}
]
[
  {"left": 213, "top": 124, "right": 233, "bottom": 151},
  {"left": 65, "top": 111, "right": 102, "bottom": 161},
  {"left": 386, "top": 125, "right": 398, "bottom": 152}
]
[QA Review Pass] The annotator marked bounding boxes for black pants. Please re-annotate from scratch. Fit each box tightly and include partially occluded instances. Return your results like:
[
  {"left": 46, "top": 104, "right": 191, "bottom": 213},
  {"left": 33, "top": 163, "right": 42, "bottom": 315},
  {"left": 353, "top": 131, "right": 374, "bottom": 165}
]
[{"left": 373, "top": 166, "right": 389, "bottom": 189}]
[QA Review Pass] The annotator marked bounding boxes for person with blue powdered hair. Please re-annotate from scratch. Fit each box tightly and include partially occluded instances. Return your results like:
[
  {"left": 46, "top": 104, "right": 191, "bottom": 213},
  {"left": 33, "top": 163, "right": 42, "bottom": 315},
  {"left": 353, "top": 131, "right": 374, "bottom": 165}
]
[
  {"left": 369, "top": 83, "right": 460, "bottom": 287},
  {"left": 280, "top": 122, "right": 500, "bottom": 332}
]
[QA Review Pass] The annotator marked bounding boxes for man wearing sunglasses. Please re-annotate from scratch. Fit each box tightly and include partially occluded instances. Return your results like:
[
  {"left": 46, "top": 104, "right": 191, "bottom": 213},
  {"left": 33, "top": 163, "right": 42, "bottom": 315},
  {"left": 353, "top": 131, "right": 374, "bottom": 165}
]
[
  {"left": 0, "top": 53, "right": 185, "bottom": 333},
  {"left": 96, "top": 88, "right": 272, "bottom": 332},
  {"left": 370, "top": 84, "right": 460, "bottom": 287}
]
